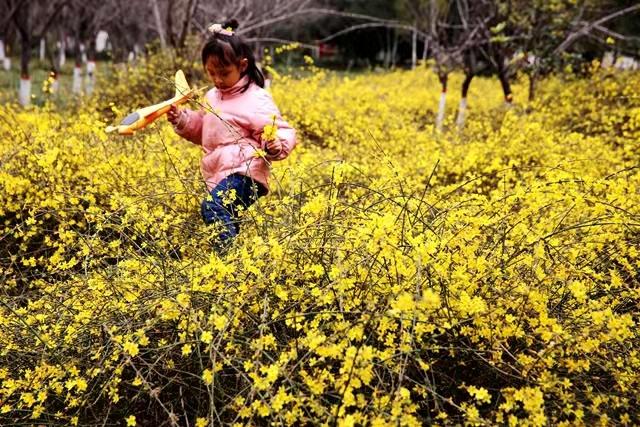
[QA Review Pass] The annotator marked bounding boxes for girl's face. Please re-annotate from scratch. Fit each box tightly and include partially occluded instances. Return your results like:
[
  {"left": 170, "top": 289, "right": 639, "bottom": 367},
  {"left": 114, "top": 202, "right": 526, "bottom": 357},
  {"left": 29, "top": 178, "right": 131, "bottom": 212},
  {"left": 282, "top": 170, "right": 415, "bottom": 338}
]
[{"left": 204, "top": 55, "right": 248, "bottom": 90}]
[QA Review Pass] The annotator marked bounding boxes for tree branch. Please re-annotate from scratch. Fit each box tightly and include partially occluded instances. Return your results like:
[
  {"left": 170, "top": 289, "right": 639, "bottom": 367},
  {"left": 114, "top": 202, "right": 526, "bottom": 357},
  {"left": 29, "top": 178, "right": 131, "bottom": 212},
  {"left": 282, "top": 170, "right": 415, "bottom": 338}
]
[
  {"left": 554, "top": 4, "right": 640, "bottom": 55},
  {"left": 244, "top": 37, "right": 316, "bottom": 50},
  {"left": 0, "top": 0, "right": 28, "bottom": 32},
  {"left": 238, "top": 8, "right": 404, "bottom": 35},
  {"left": 318, "top": 22, "right": 431, "bottom": 44}
]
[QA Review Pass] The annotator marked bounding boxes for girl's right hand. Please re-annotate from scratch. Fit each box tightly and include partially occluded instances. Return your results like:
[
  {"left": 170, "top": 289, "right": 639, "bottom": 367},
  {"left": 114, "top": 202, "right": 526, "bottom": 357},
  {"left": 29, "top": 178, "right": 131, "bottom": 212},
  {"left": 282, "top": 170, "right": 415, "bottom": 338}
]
[{"left": 167, "top": 105, "right": 181, "bottom": 125}]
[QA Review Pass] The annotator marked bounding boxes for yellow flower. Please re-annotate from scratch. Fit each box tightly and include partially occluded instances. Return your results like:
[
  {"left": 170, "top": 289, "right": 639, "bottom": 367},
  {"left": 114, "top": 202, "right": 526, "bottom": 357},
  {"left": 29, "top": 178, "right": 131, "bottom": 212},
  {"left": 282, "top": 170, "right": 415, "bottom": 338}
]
[
  {"left": 125, "top": 415, "right": 136, "bottom": 426},
  {"left": 391, "top": 292, "right": 415, "bottom": 313},
  {"left": 262, "top": 123, "right": 278, "bottom": 142},
  {"left": 201, "top": 330, "right": 213, "bottom": 344},
  {"left": 123, "top": 341, "right": 139, "bottom": 357},
  {"left": 202, "top": 368, "right": 214, "bottom": 385},
  {"left": 467, "top": 385, "right": 491, "bottom": 403},
  {"left": 181, "top": 344, "right": 192, "bottom": 357}
]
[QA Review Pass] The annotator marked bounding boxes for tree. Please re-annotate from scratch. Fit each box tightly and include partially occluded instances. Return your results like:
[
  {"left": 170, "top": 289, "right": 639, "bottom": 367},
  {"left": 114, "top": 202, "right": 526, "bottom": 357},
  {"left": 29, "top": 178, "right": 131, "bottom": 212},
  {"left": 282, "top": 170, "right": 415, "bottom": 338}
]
[{"left": 10, "top": 0, "right": 69, "bottom": 105}]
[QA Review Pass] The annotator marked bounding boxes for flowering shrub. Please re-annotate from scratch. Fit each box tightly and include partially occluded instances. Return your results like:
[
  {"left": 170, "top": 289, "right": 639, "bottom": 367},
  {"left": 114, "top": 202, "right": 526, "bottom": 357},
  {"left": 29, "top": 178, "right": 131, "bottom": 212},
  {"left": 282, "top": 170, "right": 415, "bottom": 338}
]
[{"left": 0, "top": 59, "right": 639, "bottom": 426}]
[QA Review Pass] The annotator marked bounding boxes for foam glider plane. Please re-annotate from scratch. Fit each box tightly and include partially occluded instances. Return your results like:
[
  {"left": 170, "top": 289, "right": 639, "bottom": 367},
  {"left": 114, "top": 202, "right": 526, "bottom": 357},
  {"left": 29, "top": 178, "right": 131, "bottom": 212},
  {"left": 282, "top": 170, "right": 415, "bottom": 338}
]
[{"left": 106, "top": 70, "right": 202, "bottom": 135}]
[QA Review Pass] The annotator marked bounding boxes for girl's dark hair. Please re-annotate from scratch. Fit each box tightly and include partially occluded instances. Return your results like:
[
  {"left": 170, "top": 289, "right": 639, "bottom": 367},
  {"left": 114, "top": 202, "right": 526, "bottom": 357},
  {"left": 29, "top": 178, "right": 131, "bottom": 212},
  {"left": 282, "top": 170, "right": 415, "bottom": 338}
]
[{"left": 201, "top": 19, "right": 265, "bottom": 91}]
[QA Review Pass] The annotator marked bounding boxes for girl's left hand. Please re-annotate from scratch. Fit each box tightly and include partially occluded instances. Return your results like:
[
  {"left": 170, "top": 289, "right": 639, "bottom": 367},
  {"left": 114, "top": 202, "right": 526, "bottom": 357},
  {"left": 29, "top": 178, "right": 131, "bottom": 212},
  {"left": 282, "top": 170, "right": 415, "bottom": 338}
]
[{"left": 265, "top": 139, "right": 282, "bottom": 155}]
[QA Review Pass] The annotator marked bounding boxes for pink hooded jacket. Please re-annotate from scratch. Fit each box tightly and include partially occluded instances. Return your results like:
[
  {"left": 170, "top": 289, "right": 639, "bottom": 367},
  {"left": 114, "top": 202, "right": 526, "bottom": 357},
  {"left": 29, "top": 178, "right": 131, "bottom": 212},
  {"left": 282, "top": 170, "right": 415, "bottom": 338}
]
[{"left": 173, "top": 75, "right": 296, "bottom": 192}]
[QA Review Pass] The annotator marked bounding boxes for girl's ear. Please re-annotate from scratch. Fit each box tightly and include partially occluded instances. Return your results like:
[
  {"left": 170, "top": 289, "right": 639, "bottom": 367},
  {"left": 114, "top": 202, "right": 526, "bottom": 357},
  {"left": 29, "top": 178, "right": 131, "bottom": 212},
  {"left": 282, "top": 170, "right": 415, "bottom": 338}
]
[{"left": 239, "top": 58, "right": 249, "bottom": 73}]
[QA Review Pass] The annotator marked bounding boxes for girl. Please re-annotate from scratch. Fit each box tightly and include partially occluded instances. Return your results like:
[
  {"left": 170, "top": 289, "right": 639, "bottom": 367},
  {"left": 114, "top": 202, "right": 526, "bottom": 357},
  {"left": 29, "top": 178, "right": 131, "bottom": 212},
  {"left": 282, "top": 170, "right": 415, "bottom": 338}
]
[{"left": 168, "top": 20, "right": 296, "bottom": 254}]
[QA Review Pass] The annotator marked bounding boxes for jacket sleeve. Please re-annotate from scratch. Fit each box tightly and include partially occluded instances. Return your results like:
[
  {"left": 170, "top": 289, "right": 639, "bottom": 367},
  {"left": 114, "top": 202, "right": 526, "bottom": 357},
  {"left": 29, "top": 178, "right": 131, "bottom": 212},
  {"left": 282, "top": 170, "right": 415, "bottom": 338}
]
[
  {"left": 250, "top": 90, "right": 297, "bottom": 161},
  {"left": 173, "top": 109, "right": 205, "bottom": 145}
]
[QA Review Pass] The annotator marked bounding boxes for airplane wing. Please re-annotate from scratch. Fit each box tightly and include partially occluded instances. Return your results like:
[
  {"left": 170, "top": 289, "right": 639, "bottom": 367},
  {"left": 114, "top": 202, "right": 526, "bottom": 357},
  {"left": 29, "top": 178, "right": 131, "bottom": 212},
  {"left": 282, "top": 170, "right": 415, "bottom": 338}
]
[
  {"left": 134, "top": 71, "right": 193, "bottom": 119},
  {"left": 174, "top": 70, "right": 191, "bottom": 98},
  {"left": 106, "top": 69, "right": 200, "bottom": 132}
]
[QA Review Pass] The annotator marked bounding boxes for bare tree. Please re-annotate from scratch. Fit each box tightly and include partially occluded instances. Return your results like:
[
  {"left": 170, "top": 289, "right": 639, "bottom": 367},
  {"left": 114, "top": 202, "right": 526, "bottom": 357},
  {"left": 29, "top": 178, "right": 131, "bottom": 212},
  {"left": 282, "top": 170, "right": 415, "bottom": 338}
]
[{"left": 10, "top": 0, "right": 70, "bottom": 104}]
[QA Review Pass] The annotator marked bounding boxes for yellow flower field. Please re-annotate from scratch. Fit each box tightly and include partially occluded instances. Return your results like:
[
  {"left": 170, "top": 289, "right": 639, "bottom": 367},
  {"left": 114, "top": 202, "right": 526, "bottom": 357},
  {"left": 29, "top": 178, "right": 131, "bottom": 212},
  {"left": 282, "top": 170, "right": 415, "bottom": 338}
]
[{"left": 0, "top": 54, "right": 639, "bottom": 426}]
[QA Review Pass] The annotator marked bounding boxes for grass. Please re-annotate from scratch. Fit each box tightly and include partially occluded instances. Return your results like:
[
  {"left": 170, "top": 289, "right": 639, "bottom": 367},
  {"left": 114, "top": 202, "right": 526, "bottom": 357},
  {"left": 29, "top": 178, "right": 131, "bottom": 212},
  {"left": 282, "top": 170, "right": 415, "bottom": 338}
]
[{"left": 0, "top": 57, "right": 111, "bottom": 106}]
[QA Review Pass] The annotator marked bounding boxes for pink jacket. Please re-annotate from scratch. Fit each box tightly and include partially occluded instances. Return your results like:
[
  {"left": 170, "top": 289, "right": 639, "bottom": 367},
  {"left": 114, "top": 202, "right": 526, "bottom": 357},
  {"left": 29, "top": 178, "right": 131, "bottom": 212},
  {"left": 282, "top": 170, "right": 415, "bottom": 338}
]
[{"left": 173, "top": 75, "right": 296, "bottom": 192}]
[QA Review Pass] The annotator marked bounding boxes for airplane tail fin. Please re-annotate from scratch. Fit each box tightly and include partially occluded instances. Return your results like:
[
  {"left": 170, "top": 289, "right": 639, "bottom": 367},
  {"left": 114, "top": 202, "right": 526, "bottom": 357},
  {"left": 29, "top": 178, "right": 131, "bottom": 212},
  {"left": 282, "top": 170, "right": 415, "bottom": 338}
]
[{"left": 174, "top": 70, "right": 191, "bottom": 98}]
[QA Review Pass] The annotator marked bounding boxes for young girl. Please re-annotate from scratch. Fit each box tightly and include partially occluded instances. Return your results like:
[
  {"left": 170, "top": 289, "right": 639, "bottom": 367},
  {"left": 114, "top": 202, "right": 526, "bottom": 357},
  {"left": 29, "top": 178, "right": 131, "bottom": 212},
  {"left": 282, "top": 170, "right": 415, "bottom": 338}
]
[{"left": 167, "top": 20, "right": 296, "bottom": 253}]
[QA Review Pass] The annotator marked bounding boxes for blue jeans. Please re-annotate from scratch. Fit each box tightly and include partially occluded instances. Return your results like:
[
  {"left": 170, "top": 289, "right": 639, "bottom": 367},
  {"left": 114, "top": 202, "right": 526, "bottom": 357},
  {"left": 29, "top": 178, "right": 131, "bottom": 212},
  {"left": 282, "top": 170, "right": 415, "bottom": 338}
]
[{"left": 201, "top": 174, "right": 266, "bottom": 252}]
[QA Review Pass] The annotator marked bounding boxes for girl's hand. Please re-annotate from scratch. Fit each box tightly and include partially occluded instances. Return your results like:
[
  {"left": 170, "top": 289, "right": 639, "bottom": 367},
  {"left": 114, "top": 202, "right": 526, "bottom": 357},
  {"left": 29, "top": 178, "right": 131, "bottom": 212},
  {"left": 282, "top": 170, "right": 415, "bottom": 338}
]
[
  {"left": 265, "top": 139, "right": 282, "bottom": 156},
  {"left": 167, "top": 105, "right": 181, "bottom": 125}
]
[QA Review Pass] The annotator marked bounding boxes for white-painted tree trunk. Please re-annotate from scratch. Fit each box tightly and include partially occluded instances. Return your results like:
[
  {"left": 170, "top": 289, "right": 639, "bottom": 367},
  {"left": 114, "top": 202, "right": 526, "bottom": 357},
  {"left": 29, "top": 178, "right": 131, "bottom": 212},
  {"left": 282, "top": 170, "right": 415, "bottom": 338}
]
[
  {"left": 602, "top": 51, "right": 615, "bottom": 68},
  {"left": 58, "top": 41, "right": 66, "bottom": 68},
  {"left": 40, "top": 39, "right": 46, "bottom": 61},
  {"left": 85, "top": 60, "right": 96, "bottom": 95},
  {"left": 51, "top": 76, "right": 59, "bottom": 94},
  {"left": 411, "top": 25, "right": 417, "bottom": 69},
  {"left": 80, "top": 43, "right": 87, "bottom": 63},
  {"left": 96, "top": 31, "right": 109, "bottom": 53},
  {"left": 72, "top": 66, "right": 82, "bottom": 94},
  {"left": 19, "top": 78, "right": 31, "bottom": 106},
  {"left": 436, "top": 91, "right": 447, "bottom": 132},
  {"left": 456, "top": 98, "right": 467, "bottom": 129},
  {"left": 3, "top": 58, "right": 10, "bottom": 71},
  {"left": 0, "top": 40, "right": 5, "bottom": 60}
]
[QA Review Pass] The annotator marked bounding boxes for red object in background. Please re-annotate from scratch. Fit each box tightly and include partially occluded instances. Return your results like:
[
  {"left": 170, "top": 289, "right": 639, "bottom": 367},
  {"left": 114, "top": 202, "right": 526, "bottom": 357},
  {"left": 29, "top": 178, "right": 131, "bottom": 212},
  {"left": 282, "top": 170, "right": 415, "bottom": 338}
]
[{"left": 317, "top": 42, "right": 337, "bottom": 58}]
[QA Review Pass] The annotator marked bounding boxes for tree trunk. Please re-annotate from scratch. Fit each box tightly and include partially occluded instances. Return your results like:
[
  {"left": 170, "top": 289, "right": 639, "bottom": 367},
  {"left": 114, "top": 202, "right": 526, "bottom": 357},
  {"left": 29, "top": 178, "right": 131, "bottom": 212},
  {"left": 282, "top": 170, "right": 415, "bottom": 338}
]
[
  {"left": 13, "top": 1, "right": 30, "bottom": 79},
  {"left": 151, "top": 0, "right": 166, "bottom": 49},
  {"left": 85, "top": 60, "right": 96, "bottom": 95},
  {"left": 19, "top": 31, "right": 30, "bottom": 78},
  {"left": 456, "top": 73, "right": 474, "bottom": 129},
  {"left": 19, "top": 76, "right": 31, "bottom": 106},
  {"left": 73, "top": 23, "right": 84, "bottom": 94},
  {"left": 72, "top": 64, "right": 82, "bottom": 94},
  {"left": 411, "top": 24, "right": 417, "bottom": 69},
  {"left": 436, "top": 73, "right": 448, "bottom": 132},
  {"left": 166, "top": 0, "right": 176, "bottom": 48},
  {"left": 39, "top": 37, "right": 45, "bottom": 61},
  {"left": 391, "top": 31, "right": 398, "bottom": 68},
  {"left": 46, "top": 34, "right": 57, "bottom": 71},
  {"left": 528, "top": 71, "right": 537, "bottom": 102},
  {"left": 85, "top": 35, "right": 96, "bottom": 95},
  {"left": 18, "top": 29, "right": 31, "bottom": 105},
  {"left": 422, "top": 36, "right": 428, "bottom": 61},
  {"left": 18, "top": 15, "right": 31, "bottom": 105},
  {"left": 498, "top": 71, "right": 512, "bottom": 104},
  {"left": 495, "top": 54, "right": 513, "bottom": 104},
  {"left": 384, "top": 28, "right": 391, "bottom": 68},
  {"left": 45, "top": 34, "right": 59, "bottom": 93},
  {"left": 58, "top": 30, "right": 66, "bottom": 68},
  {"left": 178, "top": 0, "right": 199, "bottom": 49}
]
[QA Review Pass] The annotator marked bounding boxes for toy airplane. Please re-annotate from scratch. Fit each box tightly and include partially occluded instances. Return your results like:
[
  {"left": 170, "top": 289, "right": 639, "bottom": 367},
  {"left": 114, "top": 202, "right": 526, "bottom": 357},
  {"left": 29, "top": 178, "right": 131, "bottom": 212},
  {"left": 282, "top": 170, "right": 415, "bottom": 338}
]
[{"left": 106, "top": 70, "right": 204, "bottom": 135}]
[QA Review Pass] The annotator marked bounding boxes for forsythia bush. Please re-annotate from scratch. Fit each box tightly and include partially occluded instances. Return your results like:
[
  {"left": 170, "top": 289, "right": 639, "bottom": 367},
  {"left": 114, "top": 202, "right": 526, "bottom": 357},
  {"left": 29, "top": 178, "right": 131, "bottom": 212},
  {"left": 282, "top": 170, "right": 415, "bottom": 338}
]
[{"left": 0, "top": 58, "right": 639, "bottom": 426}]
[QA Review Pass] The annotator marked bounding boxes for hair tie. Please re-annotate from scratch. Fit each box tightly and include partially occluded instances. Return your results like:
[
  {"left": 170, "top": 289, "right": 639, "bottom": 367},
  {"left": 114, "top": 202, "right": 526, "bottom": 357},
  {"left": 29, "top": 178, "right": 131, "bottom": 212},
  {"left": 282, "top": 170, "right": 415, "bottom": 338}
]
[{"left": 208, "top": 23, "right": 234, "bottom": 36}]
